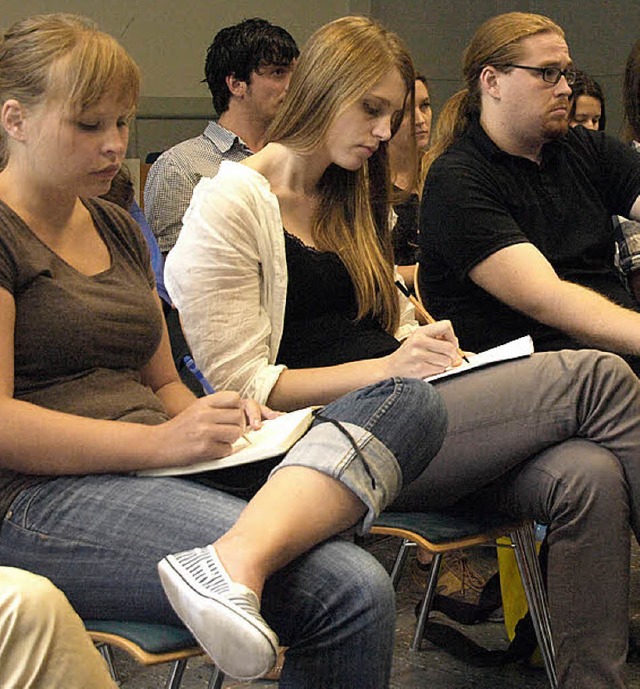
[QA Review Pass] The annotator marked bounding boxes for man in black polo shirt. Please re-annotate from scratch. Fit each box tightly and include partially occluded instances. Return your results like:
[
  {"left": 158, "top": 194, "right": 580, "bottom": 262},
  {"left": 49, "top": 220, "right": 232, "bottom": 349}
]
[{"left": 419, "top": 11, "right": 640, "bottom": 372}]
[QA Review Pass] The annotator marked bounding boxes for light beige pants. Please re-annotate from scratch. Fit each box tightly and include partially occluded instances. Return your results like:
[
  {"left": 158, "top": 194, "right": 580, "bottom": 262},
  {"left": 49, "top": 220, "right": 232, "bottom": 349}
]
[{"left": 0, "top": 567, "right": 116, "bottom": 689}]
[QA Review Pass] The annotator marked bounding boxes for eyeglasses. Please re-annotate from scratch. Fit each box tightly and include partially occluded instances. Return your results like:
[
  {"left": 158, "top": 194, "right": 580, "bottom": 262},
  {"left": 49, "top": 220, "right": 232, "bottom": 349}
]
[{"left": 503, "top": 64, "right": 577, "bottom": 86}]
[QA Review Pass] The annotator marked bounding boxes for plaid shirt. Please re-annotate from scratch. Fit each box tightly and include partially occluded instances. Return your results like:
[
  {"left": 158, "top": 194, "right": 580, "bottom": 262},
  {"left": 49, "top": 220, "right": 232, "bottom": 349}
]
[
  {"left": 613, "top": 140, "right": 640, "bottom": 288},
  {"left": 143, "top": 121, "right": 252, "bottom": 253}
]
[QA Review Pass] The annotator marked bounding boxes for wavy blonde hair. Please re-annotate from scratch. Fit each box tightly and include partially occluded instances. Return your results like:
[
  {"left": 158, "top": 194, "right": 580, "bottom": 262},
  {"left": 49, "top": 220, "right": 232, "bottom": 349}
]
[
  {"left": 426, "top": 12, "right": 563, "bottom": 175},
  {"left": 267, "top": 16, "right": 415, "bottom": 334},
  {"left": 0, "top": 13, "right": 140, "bottom": 169}
]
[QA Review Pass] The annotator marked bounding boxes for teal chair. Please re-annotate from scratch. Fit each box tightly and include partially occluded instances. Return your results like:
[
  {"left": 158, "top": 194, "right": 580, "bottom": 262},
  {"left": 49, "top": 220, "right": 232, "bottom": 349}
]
[
  {"left": 84, "top": 620, "right": 224, "bottom": 689},
  {"left": 370, "top": 510, "right": 557, "bottom": 689}
]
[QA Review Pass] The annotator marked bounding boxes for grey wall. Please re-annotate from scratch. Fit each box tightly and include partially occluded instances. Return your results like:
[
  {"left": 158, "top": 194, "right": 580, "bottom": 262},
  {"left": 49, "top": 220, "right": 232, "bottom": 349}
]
[
  {"left": 373, "top": 0, "right": 640, "bottom": 138},
  {"left": 3, "top": 0, "right": 371, "bottom": 158},
  {"left": 5, "top": 0, "right": 640, "bottom": 154}
]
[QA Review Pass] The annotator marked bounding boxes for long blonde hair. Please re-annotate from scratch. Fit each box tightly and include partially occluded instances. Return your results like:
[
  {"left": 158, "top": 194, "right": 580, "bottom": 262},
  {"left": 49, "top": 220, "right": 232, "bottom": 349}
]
[
  {"left": 267, "top": 16, "right": 415, "bottom": 334},
  {"left": 426, "top": 12, "right": 564, "bottom": 174},
  {"left": 0, "top": 13, "right": 140, "bottom": 169}
]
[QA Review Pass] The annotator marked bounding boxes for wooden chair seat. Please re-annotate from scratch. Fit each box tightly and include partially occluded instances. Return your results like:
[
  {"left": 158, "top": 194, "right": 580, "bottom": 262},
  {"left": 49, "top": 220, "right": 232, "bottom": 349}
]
[{"left": 84, "top": 619, "right": 224, "bottom": 689}]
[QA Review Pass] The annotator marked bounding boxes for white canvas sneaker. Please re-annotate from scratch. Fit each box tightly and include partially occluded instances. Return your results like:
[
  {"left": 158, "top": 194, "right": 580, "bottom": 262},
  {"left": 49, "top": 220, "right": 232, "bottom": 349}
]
[{"left": 158, "top": 545, "right": 279, "bottom": 680}]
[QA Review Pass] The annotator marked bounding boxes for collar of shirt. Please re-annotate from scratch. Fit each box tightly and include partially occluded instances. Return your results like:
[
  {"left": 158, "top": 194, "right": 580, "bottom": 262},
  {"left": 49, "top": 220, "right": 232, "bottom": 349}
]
[{"left": 204, "top": 120, "right": 252, "bottom": 156}]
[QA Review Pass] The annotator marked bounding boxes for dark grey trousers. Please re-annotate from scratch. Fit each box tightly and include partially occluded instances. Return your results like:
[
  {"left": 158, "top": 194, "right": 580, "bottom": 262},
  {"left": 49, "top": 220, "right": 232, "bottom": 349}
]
[{"left": 393, "top": 349, "right": 640, "bottom": 688}]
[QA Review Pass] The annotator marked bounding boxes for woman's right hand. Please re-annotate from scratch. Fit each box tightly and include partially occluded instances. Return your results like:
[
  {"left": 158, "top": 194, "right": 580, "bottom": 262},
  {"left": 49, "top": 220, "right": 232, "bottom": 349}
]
[
  {"left": 382, "top": 320, "right": 462, "bottom": 379},
  {"left": 154, "top": 391, "right": 249, "bottom": 468}
]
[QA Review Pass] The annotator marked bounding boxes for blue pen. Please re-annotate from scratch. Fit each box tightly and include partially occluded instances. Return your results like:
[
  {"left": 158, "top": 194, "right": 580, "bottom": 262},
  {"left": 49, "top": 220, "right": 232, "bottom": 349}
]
[
  {"left": 183, "top": 355, "right": 215, "bottom": 395},
  {"left": 183, "top": 355, "right": 253, "bottom": 444}
]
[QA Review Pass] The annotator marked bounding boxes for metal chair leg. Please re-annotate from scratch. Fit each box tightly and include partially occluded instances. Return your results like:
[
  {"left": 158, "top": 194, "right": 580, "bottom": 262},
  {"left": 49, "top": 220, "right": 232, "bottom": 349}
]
[
  {"left": 510, "top": 524, "right": 558, "bottom": 689},
  {"left": 412, "top": 552, "right": 443, "bottom": 651},
  {"left": 207, "top": 665, "right": 225, "bottom": 689},
  {"left": 96, "top": 642, "right": 120, "bottom": 684},
  {"left": 389, "top": 538, "right": 414, "bottom": 589},
  {"left": 165, "top": 658, "right": 188, "bottom": 689}
]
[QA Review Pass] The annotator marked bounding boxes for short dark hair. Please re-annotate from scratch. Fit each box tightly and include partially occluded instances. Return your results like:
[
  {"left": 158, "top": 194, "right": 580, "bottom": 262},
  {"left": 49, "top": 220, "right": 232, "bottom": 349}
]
[
  {"left": 569, "top": 69, "right": 606, "bottom": 131},
  {"left": 204, "top": 18, "right": 298, "bottom": 114}
]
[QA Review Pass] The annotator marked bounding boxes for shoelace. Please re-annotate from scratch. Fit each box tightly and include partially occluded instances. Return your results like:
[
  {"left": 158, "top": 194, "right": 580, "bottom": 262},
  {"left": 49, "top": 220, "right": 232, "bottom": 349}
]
[{"left": 441, "top": 551, "right": 487, "bottom": 595}]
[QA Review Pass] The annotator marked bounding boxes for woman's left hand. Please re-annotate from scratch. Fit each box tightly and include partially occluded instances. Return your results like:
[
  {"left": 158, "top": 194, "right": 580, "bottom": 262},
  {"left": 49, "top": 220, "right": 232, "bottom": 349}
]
[{"left": 242, "top": 398, "right": 282, "bottom": 431}]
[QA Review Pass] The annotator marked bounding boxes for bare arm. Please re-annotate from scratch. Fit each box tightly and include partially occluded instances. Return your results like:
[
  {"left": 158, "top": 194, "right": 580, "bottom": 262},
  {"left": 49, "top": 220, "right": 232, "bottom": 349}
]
[
  {"left": 469, "top": 243, "right": 640, "bottom": 355},
  {"left": 396, "top": 264, "right": 416, "bottom": 290},
  {"left": 267, "top": 320, "right": 462, "bottom": 411},
  {"left": 629, "top": 195, "right": 640, "bottom": 222},
  {"left": 0, "top": 288, "right": 251, "bottom": 475}
]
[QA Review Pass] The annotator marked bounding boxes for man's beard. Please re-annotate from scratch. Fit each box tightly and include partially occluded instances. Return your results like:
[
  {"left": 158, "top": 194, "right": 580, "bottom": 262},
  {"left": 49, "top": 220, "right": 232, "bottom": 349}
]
[
  {"left": 540, "top": 111, "right": 570, "bottom": 142},
  {"left": 541, "top": 101, "right": 570, "bottom": 141}
]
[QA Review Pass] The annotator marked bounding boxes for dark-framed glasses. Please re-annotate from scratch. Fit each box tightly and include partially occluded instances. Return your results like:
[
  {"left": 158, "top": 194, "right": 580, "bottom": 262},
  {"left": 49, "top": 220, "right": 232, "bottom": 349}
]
[{"left": 503, "top": 64, "right": 577, "bottom": 86}]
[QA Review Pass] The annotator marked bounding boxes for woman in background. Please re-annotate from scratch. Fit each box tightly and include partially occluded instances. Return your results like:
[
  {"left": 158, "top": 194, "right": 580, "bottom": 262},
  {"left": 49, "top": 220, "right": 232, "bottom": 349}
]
[
  {"left": 568, "top": 68, "right": 606, "bottom": 131},
  {"left": 613, "top": 42, "right": 640, "bottom": 302},
  {"left": 388, "top": 74, "right": 432, "bottom": 291}
]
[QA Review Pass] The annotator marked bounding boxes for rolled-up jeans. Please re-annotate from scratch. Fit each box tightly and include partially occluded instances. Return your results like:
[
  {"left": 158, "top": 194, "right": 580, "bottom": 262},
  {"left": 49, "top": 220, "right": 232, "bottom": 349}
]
[{"left": 0, "top": 377, "right": 446, "bottom": 689}]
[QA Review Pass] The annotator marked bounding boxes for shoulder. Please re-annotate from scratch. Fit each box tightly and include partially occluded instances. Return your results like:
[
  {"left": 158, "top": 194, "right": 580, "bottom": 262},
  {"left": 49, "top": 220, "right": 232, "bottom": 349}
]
[
  {"left": 0, "top": 202, "right": 28, "bottom": 292},
  {"left": 560, "top": 126, "right": 629, "bottom": 160},
  {"left": 192, "top": 161, "right": 276, "bottom": 211},
  {"left": 425, "top": 137, "right": 497, "bottom": 200},
  {"left": 149, "top": 132, "right": 224, "bottom": 181},
  {"left": 431, "top": 130, "right": 491, "bottom": 178},
  {"left": 87, "top": 196, "right": 137, "bottom": 231}
]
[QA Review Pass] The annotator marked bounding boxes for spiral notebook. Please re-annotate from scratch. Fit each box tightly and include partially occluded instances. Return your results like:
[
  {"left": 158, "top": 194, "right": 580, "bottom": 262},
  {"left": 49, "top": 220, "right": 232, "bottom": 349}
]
[{"left": 139, "top": 406, "right": 316, "bottom": 477}]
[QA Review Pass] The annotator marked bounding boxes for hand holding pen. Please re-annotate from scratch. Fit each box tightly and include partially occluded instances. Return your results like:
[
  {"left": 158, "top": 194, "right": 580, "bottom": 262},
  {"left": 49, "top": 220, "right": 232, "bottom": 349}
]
[
  {"left": 183, "top": 355, "right": 259, "bottom": 442},
  {"left": 395, "top": 280, "right": 470, "bottom": 363}
]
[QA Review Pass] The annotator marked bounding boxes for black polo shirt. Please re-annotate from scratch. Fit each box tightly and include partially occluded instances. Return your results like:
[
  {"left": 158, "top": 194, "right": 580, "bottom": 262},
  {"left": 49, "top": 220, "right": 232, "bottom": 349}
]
[{"left": 419, "top": 119, "right": 640, "bottom": 356}]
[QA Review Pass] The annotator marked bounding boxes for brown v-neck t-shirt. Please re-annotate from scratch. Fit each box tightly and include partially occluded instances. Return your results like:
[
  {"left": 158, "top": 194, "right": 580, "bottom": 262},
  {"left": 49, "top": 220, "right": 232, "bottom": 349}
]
[{"left": 0, "top": 197, "right": 166, "bottom": 520}]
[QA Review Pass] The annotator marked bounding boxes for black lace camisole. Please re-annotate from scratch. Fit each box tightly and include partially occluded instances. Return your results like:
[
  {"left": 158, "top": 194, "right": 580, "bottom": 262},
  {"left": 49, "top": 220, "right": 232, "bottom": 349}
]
[{"left": 276, "top": 231, "right": 400, "bottom": 368}]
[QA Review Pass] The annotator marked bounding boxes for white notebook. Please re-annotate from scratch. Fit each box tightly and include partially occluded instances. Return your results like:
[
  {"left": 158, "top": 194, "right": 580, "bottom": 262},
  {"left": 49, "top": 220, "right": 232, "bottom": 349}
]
[
  {"left": 139, "top": 406, "right": 316, "bottom": 477},
  {"left": 426, "top": 335, "right": 534, "bottom": 383}
]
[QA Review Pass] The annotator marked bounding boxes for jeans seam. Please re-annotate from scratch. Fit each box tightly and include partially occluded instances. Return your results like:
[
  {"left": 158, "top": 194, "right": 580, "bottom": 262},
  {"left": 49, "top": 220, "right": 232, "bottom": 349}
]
[{"left": 358, "top": 377, "right": 405, "bottom": 434}]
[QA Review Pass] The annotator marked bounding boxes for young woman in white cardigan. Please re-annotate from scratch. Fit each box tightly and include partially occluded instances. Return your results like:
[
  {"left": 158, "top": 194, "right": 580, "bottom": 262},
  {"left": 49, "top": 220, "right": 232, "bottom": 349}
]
[{"left": 167, "top": 15, "right": 640, "bottom": 688}]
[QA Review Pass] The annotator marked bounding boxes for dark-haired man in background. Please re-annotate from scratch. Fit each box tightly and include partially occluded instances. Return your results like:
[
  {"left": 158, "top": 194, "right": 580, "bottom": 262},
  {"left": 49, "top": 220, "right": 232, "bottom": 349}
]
[{"left": 145, "top": 18, "right": 298, "bottom": 254}]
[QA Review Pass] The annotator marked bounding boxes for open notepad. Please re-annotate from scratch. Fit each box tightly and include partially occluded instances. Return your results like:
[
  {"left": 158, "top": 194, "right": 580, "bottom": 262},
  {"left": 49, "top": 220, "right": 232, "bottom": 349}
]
[
  {"left": 139, "top": 406, "right": 316, "bottom": 477},
  {"left": 426, "top": 335, "right": 534, "bottom": 383}
]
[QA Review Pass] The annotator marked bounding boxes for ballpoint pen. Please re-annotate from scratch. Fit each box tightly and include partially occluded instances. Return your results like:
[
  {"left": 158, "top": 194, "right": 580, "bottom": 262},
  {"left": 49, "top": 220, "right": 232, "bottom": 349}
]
[
  {"left": 183, "top": 355, "right": 252, "bottom": 443},
  {"left": 183, "top": 355, "right": 215, "bottom": 394},
  {"left": 395, "top": 280, "right": 470, "bottom": 363}
]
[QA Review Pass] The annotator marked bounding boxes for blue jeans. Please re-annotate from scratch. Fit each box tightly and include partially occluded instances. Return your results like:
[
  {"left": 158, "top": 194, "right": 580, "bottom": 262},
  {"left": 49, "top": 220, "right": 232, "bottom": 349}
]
[{"left": 0, "top": 377, "right": 446, "bottom": 689}]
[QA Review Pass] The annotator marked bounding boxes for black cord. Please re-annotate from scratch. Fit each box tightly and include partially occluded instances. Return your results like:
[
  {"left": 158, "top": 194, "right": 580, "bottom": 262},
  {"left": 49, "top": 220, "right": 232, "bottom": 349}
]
[{"left": 311, "top": 409, "right": 377, "bottom": 490}]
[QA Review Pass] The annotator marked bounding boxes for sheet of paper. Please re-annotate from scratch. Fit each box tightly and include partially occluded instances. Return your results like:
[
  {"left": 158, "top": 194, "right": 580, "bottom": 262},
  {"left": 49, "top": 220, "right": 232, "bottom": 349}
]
[{"left": 426, "top": 335, "right": 534, "bottom": 382}]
